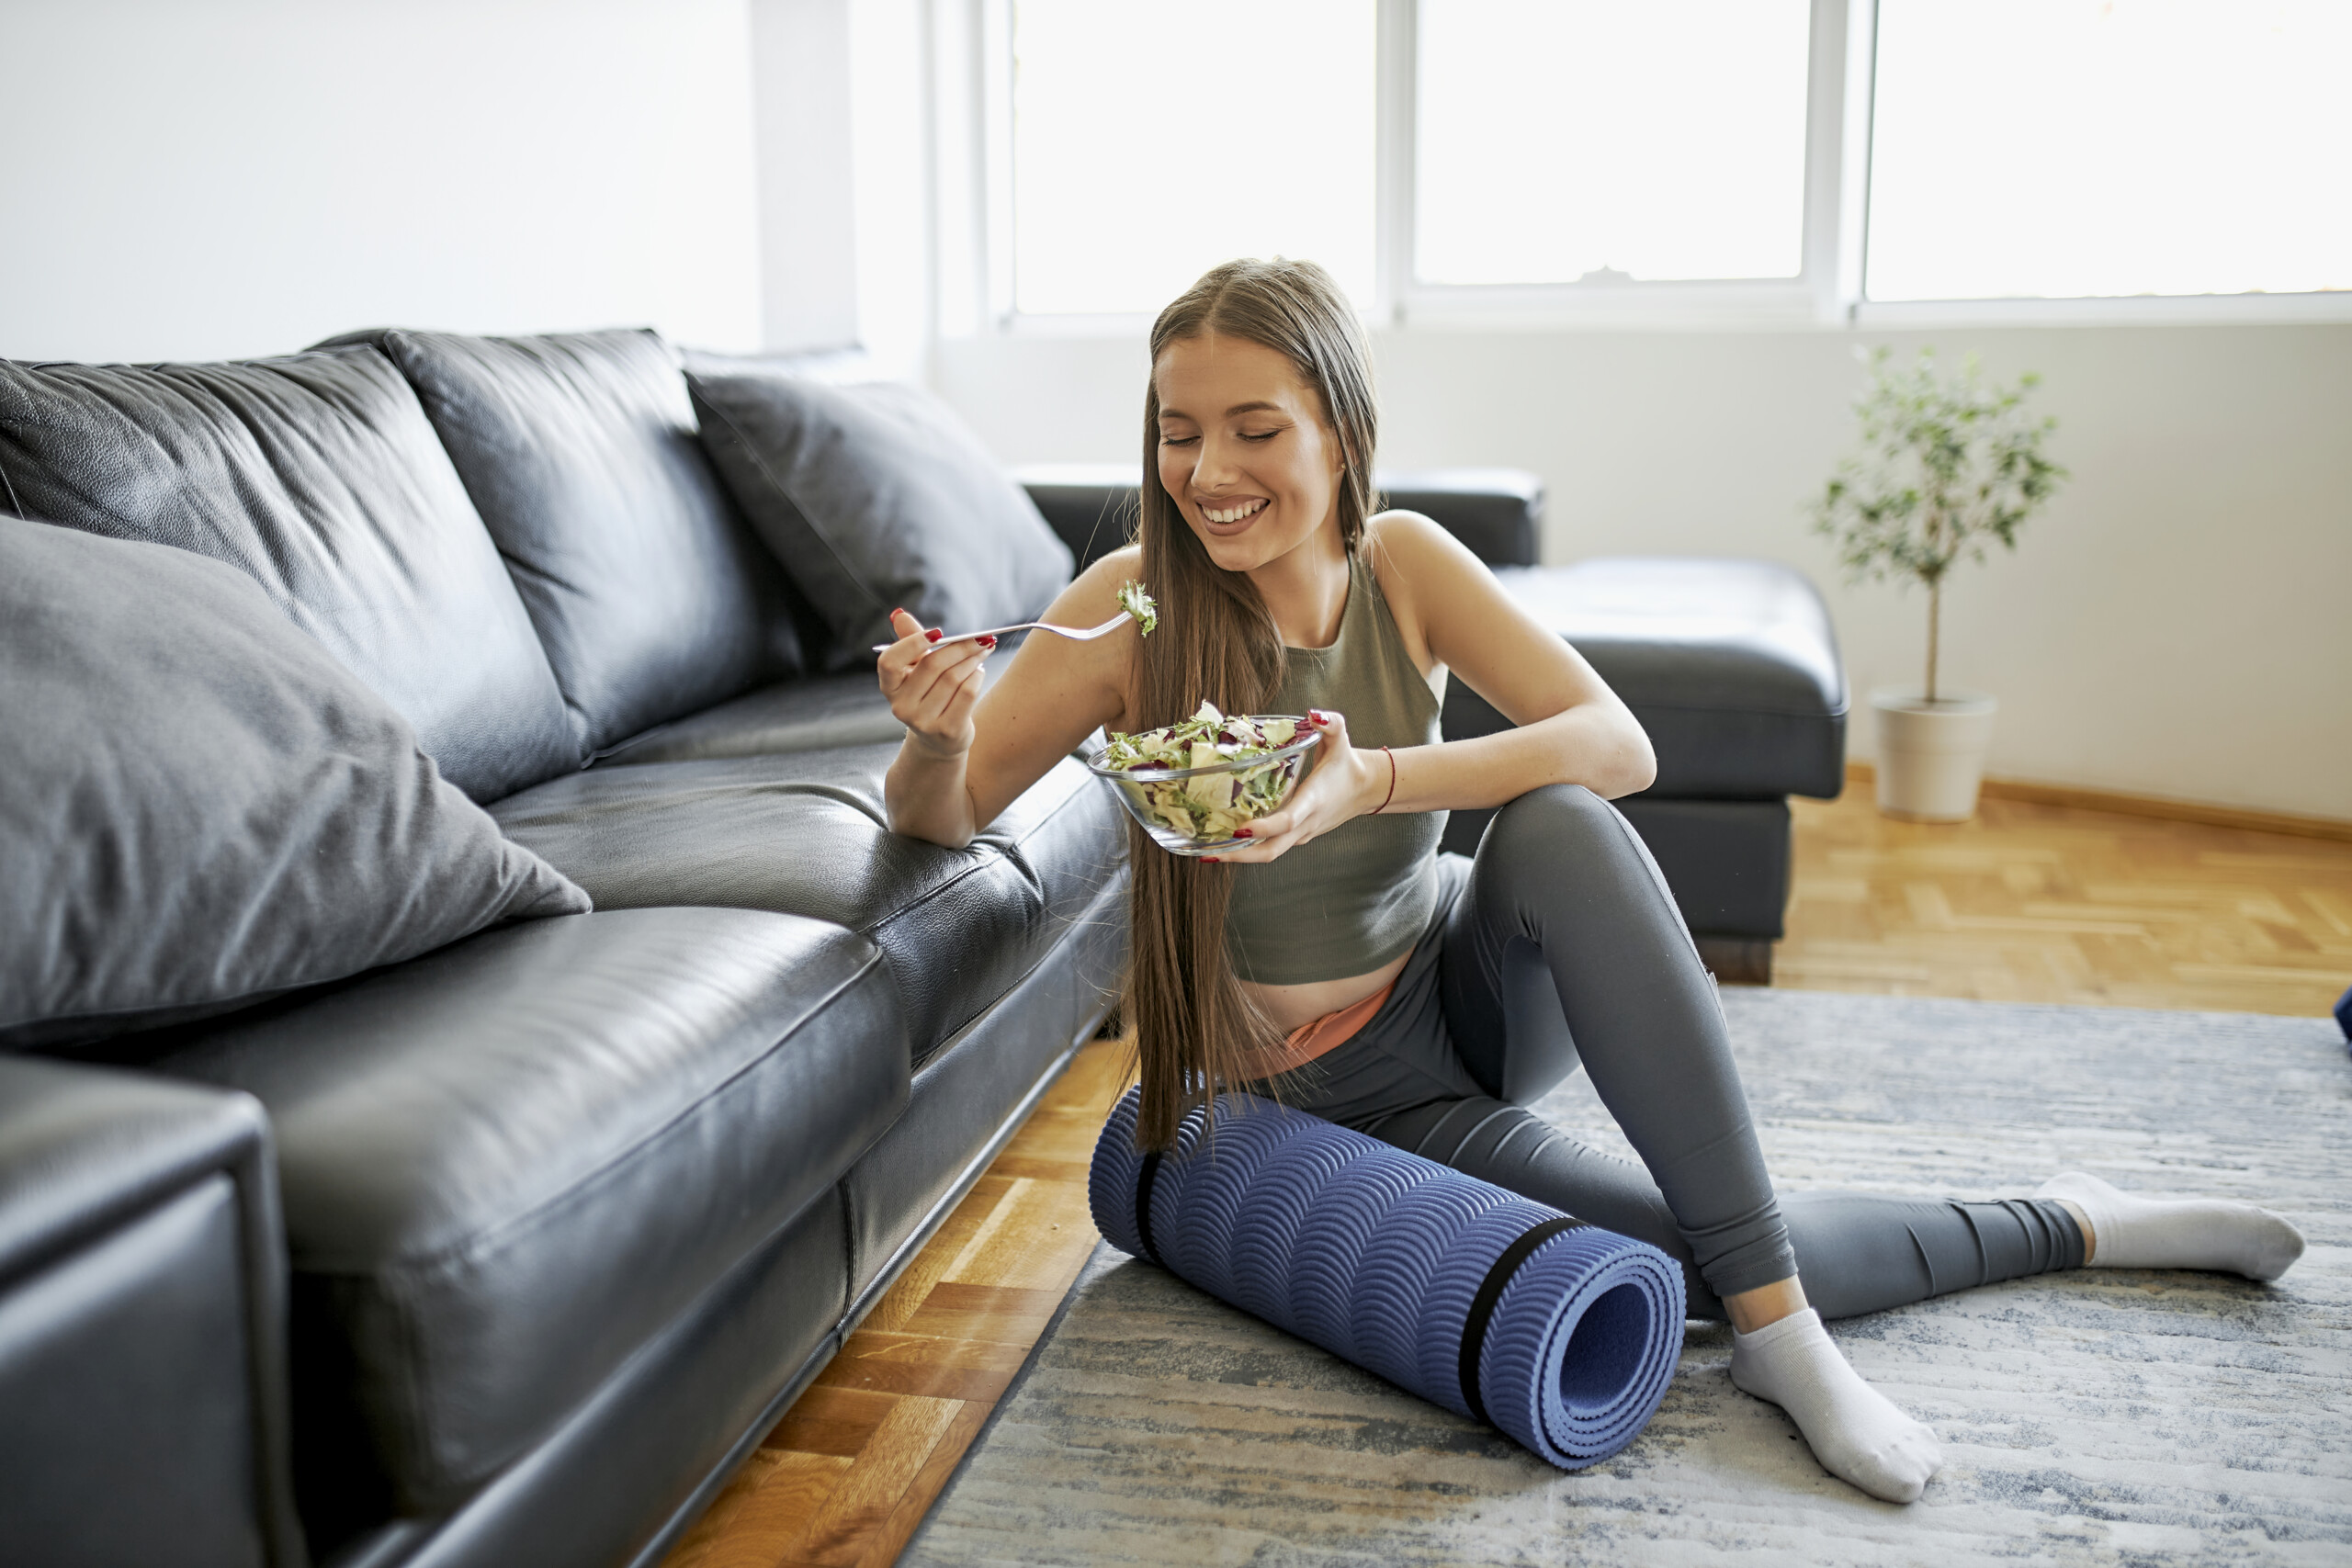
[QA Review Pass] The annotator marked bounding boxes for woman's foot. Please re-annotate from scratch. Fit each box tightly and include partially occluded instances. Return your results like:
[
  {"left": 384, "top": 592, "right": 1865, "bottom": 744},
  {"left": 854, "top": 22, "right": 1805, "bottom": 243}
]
[
  {"left": 1729, "top": 1308, "right": 1942, "bottom": 1503},
  {"left": 2039, "top": 1171, "right": 2304, "bottom": 1280}
]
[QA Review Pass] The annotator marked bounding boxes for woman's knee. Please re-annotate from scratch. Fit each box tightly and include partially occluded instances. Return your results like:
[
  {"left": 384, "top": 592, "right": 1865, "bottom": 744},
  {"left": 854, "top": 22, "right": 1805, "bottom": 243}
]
[
  {"left": 1480, "top": 783, "right": 1618, "bottom": 863},
  {"left": 1471, "top": 780, "right": 1697, "bottom": 957}
]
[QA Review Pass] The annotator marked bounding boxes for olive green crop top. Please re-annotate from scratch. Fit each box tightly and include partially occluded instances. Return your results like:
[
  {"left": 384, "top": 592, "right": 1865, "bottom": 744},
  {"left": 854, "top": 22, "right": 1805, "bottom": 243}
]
[{"left": 1226, "top": 551, "right": 1446, "bottom": 985}]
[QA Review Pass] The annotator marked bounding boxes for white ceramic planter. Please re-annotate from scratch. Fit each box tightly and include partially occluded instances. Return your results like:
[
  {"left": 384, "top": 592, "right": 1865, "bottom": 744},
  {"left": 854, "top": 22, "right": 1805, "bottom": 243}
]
[{"left": 1871, "top": 688, "right": 1998, "bottom": 822}]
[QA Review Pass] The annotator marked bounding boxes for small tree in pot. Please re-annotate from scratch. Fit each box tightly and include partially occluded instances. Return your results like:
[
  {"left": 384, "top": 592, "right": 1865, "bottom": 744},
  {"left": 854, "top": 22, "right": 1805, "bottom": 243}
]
[{"left": 1811, "top": 347, "right": 2065, "bottom": 820}]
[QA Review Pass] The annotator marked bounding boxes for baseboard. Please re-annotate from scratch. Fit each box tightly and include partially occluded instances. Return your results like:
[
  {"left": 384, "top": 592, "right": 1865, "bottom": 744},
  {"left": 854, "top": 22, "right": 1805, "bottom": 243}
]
[{"left": 1843, "top": 761, "right": 2352, "bottom": 844}]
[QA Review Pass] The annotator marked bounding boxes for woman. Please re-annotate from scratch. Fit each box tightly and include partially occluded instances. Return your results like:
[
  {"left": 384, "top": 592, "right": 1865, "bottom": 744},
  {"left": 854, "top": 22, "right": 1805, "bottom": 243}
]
[{"left": 878, "top": 258, "right": 2302, "bottom": 1504}]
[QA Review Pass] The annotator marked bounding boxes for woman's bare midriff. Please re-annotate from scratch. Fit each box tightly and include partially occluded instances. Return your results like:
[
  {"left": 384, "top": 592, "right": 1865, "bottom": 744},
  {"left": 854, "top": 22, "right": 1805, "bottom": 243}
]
[{"left": 1242, "top": 949, "right": 1411, "bottom": 1035}]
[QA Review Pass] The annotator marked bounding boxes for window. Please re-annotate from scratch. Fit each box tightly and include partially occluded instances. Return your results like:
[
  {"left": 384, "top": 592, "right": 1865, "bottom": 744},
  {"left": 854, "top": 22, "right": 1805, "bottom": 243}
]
[
  {"left": 978, "top": 0, "right": 2351, "bottom": 324},
  {"left": 1416, "top": 0, "right": 1813, "bottom": 286},
  {"left": 1007, "top": 0, "right": 1377, "bottom": 316},
  {"left": 1866, "top": 0, "right": 2352, "bottom": 301}
]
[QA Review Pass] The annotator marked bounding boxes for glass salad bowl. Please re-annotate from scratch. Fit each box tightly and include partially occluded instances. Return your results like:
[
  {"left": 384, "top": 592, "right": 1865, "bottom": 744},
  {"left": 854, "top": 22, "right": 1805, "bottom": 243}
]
[{"left": 1084, "top": 706, "right": 1321, "bottom": 856}]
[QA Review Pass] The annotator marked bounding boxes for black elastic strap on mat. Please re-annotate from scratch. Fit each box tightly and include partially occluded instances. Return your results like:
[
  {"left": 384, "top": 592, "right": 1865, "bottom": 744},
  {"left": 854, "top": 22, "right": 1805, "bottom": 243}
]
[
  {"left": 1458, "top": 1216, "right": 1578, "bottom": 1426},
  {"left": 1135, "top": 1151, "right": 1165, "bottom": 1265}
]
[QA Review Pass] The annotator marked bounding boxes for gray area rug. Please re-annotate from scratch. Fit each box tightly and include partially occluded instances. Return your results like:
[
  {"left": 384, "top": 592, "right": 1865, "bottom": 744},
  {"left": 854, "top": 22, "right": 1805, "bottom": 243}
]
[{"left": 905, "top": 990, "right": 2352, "bottom": 1567}]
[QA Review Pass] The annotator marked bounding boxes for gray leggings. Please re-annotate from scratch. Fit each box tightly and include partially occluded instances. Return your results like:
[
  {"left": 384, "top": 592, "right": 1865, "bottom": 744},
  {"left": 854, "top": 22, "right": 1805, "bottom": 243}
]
[{"left": 1249, "top": 785, "right": 2084, "bottom": 1321}]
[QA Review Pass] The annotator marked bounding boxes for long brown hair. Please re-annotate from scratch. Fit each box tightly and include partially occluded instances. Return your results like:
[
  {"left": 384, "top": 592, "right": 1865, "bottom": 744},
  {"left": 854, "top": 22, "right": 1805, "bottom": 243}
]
[{"left": 1126, "top": 257, "right": 1381, "bottom": 1149}]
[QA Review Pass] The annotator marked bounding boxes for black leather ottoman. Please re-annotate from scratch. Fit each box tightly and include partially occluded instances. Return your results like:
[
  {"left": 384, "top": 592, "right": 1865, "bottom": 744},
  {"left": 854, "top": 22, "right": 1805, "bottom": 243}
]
[{"left": 1442, "top": 558, "right": 1848, "bottom": 981}]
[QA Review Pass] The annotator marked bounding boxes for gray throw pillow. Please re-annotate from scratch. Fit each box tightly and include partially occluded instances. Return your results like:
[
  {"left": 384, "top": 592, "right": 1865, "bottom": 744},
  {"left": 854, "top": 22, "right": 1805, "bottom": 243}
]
[
  {"left": 0, "top": 517, "right": 592, "bottom": 1049},
  {"left": 687, "top": 368, "right": 1075, "bottom": 665}
]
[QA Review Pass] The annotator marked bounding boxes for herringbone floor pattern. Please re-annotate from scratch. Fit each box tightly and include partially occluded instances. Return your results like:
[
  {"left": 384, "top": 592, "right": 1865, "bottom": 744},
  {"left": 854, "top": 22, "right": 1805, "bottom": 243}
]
[{"left": 659, "top": 788, "right": 2352, "bottom": 1568}]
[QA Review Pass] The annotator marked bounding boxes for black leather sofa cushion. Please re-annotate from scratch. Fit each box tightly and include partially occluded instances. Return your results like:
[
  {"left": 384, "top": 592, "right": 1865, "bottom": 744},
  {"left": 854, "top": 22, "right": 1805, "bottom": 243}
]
[
  {"left": 153, "top": 908, "right": 904, "bottom": 1517},
  {"left": 0, "top": 1057, "right": 301, "bottom": 1568},
  {"left": 1012, "top": 463, "right": 1544, "bottom": 573},
  {"left": 1444, "top": 558, "right": 1848, "bottom": 800},
  {"left": 491, "top": 747, "right": 1125, "bottom": 1066},
  {"left": 593, "top": 672, "right": 904, "bottom": 768},
  {"left": 324, "top": 328, "right": 805, "bottom": 755},
  {"left": 0, "top": 347, "right": 576, "bottom": 800}
]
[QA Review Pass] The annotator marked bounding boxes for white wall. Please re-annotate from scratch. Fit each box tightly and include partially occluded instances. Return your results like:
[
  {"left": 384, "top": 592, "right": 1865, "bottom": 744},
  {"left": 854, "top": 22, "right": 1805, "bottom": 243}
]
[
  {"left": 0, "top": 0, "right": 765, "bottom": 362},
  {"left": 934, "top": 323, "right": 2352, "bottom": 819}
]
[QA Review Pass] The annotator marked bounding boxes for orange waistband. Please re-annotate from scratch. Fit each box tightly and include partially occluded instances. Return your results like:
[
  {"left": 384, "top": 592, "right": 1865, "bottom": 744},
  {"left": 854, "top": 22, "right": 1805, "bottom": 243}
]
[{"left": 1239, "top": 976, "right": 1398, "bottom": 1082}]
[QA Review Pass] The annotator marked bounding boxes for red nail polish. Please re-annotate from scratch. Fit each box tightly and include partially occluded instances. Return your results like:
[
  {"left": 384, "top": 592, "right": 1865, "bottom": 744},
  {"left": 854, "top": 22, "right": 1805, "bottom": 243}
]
[
  {"left": 890, "top": 607, "right": 906, "bottom": 618},
  {"left": 978, "top": 634, "right": 998, "bottom": 649},
  {"left": 1232, "top": 827, "right": 1252, "bottom": 838},
  {"left": 1202, "top": 855, "right": 1220, "bottom": 863},
  {"left": 925, "top": 628, "right": 943, "bottom": 642}
]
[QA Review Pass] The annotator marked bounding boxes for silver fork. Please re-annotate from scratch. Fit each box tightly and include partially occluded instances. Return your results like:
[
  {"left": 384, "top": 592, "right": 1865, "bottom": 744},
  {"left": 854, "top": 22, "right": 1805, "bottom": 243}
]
[{"left": 870, "top": 613, "right": 1130, "bottom": 654}]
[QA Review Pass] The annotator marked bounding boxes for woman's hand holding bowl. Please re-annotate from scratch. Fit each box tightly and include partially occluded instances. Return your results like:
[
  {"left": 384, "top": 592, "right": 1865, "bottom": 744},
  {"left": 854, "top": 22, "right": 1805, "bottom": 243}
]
[
  {"left": 879, "top": 607, "right": 993, "bottom": 760},
  {"left": 1206, "top": 709, "right": 1379, "bottom": 864}
]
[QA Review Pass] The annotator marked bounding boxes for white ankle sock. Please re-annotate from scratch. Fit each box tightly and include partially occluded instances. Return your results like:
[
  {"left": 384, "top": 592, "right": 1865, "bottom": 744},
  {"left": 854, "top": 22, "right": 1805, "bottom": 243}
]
[
  {"left": 1729, "top": 1308, "right": 1942, "bottom": 1504},
  {"left": 2038, "top": 1171, "right": 2304, "bottom": 1281}
]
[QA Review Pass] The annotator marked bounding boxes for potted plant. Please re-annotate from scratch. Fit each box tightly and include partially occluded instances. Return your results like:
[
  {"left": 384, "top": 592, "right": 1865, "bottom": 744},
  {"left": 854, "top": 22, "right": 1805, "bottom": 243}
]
[{"left": 1811, "top": 347, "right": 2066, "bottom": 821}]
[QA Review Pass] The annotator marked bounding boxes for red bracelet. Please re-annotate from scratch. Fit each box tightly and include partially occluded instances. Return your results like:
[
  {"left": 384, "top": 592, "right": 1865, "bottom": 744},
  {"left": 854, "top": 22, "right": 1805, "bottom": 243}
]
[{"left": 1371, "top": 746, "right": 1397, "bottom": 814}]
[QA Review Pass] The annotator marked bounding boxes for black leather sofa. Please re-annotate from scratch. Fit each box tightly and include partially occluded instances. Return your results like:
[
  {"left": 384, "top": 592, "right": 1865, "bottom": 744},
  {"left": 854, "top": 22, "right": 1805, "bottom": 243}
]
[
  {"left": 1, "top": 331, "right": 1125, "bottom": 1568},
  {"left": 2, "top": 340, "right": 1843, "bottom": 1568},
  {"left": 1018, "top": 465, "right": 1849, "bottom": 981}
]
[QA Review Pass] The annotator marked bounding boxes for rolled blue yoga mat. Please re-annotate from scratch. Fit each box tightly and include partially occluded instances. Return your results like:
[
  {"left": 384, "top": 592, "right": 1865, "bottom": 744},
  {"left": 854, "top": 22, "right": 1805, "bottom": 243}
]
[{"left": 1088, "top": 1087, "right": 1685, "bottom": 1469}]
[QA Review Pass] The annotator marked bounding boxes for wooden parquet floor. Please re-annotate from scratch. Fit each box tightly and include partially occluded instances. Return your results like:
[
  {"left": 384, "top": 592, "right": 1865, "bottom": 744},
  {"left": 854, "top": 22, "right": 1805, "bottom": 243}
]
[
  {"left": 1781, "top": 782, "right": 2352, "bottom": 1018},
  {"left": 658, "top": 786, "right": 2352, "bottom": 1568}
]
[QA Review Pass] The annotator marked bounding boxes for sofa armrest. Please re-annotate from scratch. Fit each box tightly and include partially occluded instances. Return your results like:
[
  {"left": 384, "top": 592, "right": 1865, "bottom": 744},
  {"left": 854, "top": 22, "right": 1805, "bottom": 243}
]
[
  {"left": 1011, "top": 464, "right": 1545, "bottom": 573},
  {"left": 0, "top": 1055, "right": 304, "bottom": 1568}
]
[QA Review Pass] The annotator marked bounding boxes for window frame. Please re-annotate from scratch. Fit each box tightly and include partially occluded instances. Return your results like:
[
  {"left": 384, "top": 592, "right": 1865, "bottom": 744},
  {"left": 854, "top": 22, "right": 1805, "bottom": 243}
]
[
  {"left": 1385, "top": 0, "right": 1858, "bottom": 329},
  {"left": 961, "top": 0, "right": 2352, "bottom": 334}
]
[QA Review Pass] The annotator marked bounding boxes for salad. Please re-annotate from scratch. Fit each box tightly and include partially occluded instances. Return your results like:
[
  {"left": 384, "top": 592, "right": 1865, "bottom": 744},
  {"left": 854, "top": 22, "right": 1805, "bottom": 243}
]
[
  {"left": 1116, "top": 580, "right": 1158, "bottom": 637},
  {"left": 1098, "top": 702, "right": 1306, "bottom": 845}
]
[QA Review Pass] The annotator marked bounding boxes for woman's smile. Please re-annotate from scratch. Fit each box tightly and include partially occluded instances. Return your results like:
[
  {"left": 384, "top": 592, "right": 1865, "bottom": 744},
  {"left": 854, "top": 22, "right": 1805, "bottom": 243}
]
[{"left": 1196, "top": 496, "right": 1270, "bottom": 529}]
